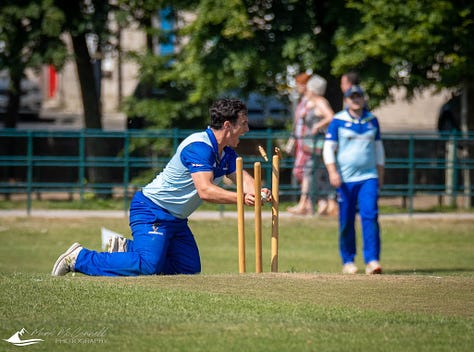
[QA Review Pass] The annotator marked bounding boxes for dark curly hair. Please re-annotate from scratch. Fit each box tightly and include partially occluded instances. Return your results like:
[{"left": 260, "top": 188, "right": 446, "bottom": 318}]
[{"left": 209, "top": 98, "right": 247, "bottom": 129}]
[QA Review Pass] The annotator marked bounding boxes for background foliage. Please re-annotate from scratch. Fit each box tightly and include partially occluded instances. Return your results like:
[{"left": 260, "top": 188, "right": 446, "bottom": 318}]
[
  {"left": 122, "top": 0, "right": 474, "bottom": 129},
  {"left": 1, "top": 1, "right": 472, "bottom": 129}
]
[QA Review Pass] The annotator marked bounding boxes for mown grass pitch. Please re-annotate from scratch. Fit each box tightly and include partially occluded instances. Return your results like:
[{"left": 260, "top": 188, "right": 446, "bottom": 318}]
[{"left": 0, "top": 215, "right": 473, "bottom": 351}]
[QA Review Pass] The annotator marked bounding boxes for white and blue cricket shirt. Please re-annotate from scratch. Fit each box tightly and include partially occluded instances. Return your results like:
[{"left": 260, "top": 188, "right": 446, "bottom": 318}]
[
  {"left": 324, "top": 109, "right": 384, "bottom": 183},
  {"left": 142, "top": 128, "right": 237, "bottom": 219}
]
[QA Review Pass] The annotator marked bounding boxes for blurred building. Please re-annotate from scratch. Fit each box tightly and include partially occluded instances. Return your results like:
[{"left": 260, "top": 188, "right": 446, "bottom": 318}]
[{"left": 41, "top": 29, "right": 144, "bottom": 116}]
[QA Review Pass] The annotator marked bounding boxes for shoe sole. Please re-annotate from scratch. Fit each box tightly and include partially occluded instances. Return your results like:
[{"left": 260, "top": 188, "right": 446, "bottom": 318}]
[
  {"left": 51, "top": 242, "right": 82, "bottom": 276},
  {"left": 366, "top": 267, "right": 382, "bottom": 275}
]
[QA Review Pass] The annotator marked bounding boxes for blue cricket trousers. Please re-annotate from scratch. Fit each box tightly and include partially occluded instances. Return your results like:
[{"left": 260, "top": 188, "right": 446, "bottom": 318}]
[
  {"left": 337, "top": 178, "right": 380, "bottom": 265},
  {"left": 75, "top": 192, "right": 201, "bottom": 276}
]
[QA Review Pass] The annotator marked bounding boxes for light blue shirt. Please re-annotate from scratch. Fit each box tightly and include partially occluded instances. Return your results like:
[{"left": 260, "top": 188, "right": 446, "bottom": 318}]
[
  {"left": 142, "top": 128, "right": 237, "bottom": 219},
  {"left": 325, "top": 109, "right": 382, "bottom": 183}
]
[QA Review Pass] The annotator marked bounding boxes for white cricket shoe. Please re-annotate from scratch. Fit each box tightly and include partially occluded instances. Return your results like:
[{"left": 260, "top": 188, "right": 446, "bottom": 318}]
[
  {"left": 365, "top": 260, "right": 382, "bottom": 275},
  {"left": 107, "top": 235, "right": 128, "bottom": 253},
  {"left": 51, "top": 243, "right": 83, "bottom": 276},
  {"left": 101, "top": 227, "right": 124, "bottom": 251},
  {"left": 342, "top": 262, "right": 358, "bottom": 274}
]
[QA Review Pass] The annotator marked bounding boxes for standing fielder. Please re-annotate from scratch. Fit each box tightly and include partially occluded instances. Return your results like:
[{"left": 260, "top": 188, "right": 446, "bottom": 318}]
[{"left": 323, "top": 85, "right": 385, "bottom": 275}]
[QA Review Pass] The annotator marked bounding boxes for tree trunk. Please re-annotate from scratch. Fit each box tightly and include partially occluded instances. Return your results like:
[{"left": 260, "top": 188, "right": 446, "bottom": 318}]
[
  {"left": 4, "top": 75, "right": 22, "bottom": 129},
  {"left": 70, "top": 33, "right": 102, "bottom": 129},
  {"left": 70, "top": 33, "right": 113, "bottom": 199},
  {"left": 2, "top": 74, "right": 23, "bottom": 200}
]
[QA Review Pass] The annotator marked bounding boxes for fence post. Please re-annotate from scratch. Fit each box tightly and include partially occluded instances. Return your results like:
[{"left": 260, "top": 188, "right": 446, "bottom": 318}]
[
  {"left": 173, "top": 128, "right": 179, "bottom": 152},
  {"left": 407, "top": 135, "right": 415, "bottom": 215},
  {"left": 79, "top": 130, "right": 86, "bottom": 202},
  {"left": 26, "top": 131, "right": 33, "bottom": 215},
  {"left": 452, "top": 135, "right": 459, "bottom": 206},
  {"left": 461, "top": 137, "right": 472, "bottom": 209},
  {"left": 444, "top": 135, "right": 456, "bottom": 207},
  {"left": 123, "top": 130, "right": 130, "bottom": 213}
]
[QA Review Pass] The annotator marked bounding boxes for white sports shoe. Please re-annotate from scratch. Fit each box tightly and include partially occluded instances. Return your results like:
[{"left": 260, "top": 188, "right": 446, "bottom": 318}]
[
  {"left": 51, "top": 243, "right": 83, "bottom": 276},
  {"left": 107, "top": 235, "right": 128, "bottom": 253},
  {"left": 365, "top": 260, "right": 382, "bottom": 275},
  {"left": 342, "top": 262, "right": 358, "bottom": 274}
]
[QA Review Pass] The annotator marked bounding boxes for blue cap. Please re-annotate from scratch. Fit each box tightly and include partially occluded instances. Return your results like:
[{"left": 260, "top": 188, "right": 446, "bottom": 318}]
[{"left": 344, "top": 85, "right": 364, "bottom": 98}]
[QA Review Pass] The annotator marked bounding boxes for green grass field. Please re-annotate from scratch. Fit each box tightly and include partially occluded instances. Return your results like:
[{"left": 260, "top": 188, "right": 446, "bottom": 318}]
[{"left": 0, "top": 214, "right": 473, "bottom": 351}]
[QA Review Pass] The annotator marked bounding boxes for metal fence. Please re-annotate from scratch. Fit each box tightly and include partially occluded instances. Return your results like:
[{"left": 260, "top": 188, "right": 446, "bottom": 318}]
[{"left": 1, "top": 128, "right": 473, "bottom": 214}]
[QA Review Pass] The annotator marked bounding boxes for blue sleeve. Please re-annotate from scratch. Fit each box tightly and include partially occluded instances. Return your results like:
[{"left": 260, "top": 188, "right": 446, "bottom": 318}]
[
  {"left": 373, "top": 118, "right": 382, "bottom": 141},
  {"left": 180, "top": 142, "right": 215, "bottom": 173},
  {"left": 223, "top": 147, "right": 238, "bottom": 175},
  {"left": 325, "top": 120, "right": 339, "bottom": 142}
]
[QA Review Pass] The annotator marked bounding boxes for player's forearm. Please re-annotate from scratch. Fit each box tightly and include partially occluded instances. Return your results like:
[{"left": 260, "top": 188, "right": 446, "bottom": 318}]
[
  {"left": 326, "top": 163, "right": 342, "bottom": 188},
  {"left": 197, "top": 183, "right": 239, "bottom": 204},
  {"left": 197, "top": 170, "right": 258, "bottom": 205}
]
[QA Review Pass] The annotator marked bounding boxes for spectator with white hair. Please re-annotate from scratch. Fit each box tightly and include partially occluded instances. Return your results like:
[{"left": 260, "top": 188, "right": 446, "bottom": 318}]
[{"left": 288, "top": 74, "right": 336, "bottom": 216}]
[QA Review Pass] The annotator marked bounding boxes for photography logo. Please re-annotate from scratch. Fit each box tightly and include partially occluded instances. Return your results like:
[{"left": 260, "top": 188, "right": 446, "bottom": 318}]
[{"left": 4, "top": 328, "right": 44, "bottom": 346}]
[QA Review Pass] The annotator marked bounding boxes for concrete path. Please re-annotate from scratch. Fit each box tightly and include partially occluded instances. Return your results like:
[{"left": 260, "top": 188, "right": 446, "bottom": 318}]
[{"left": 0, "top": 209, "right": 473, "bottom": 221}]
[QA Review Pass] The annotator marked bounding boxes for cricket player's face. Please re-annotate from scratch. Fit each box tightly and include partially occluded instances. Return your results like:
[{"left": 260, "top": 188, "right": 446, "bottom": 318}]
[
  {"left": 346, "top": 93, "right": 364, "bottom": 110},
  {"left": 227, "top": 113, "right": 249, "bottom": 147}
]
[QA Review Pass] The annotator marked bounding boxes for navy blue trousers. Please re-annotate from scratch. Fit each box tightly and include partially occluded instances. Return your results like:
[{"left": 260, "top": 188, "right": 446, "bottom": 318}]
[
  {"left": 75, "top": 192, "right": 201, "bottom": 276},
  {"left": 337, "top": 178, "right": 380, "bottom": 265}
]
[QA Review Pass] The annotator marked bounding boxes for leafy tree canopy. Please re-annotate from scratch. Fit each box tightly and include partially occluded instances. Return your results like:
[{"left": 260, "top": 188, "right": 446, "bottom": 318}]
[
  {"left": 0, "top": 0, "right": 68, "bottom": 127},
  {"left": 125, "top": 0, "right": 349, "bottom": 129},
  {"left": 3, "top": 0, "right": 472, "bottom": 129},
  {"left": 0, "top": 0, "right": 67, "bottom": 75},
  {"left": 332, "top": 0, "right": 474, "bottom": 107}
]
